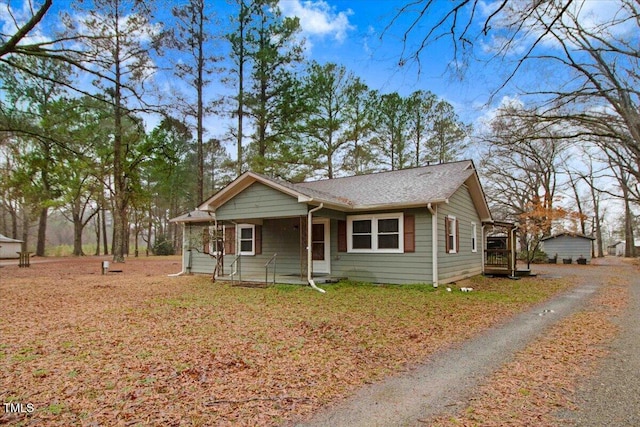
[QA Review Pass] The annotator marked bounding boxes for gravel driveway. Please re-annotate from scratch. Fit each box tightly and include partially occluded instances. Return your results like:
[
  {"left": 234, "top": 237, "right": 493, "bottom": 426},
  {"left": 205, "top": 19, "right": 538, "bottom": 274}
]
[
  {"left": 558, "top": 257, "right": 640, "bottom": 426},
  {"left": 295, "top": 257, "right": 636, "bottom": 427}
]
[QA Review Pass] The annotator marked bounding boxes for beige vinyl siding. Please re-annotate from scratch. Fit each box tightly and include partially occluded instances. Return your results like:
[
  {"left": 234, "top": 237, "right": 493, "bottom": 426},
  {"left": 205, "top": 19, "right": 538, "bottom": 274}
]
[
  {"left": 438, "top": 185, "right": 484, "bottom": 283},
  {"left": 330, "top": 208, "right": 433, "bottom": 284},
  {"left": 215, "top": 182, "right": 307, "bottom": 220}
]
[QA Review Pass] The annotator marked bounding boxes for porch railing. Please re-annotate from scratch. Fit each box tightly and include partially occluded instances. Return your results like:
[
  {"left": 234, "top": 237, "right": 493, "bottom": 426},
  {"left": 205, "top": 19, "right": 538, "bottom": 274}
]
[
  {"left": 229, "top": 254, "right": 241, "bottom": 285},
  {"left": 264, "top": 253, "right": 277, "bottom": 286},
  {"left": 485, "top": 249, "right": 511, "bottom": 268}
]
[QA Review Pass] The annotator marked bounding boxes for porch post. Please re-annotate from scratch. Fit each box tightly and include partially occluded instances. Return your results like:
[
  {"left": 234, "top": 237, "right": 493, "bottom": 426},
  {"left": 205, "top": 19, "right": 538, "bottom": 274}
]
[{"left": 299, "top": 215, "right": 307, "bottom": 280}]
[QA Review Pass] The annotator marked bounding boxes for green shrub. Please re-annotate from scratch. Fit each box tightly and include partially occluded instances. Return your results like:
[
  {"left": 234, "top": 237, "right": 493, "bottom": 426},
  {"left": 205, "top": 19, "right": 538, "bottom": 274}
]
[
  {"left": 518, "top": 249, "right": 547, "bottom": 264},
  {"left": 153, "top": 235, "right": 175, "bottom": 256}
]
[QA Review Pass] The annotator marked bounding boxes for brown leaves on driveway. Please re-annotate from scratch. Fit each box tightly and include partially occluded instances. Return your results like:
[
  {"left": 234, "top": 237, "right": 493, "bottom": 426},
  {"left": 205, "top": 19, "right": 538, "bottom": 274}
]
[
  {"left": 1, "top": 257, "right": 571, "bottom": 426},
  {"left": 431, "top": 274, "right": 628, "bottom": 427}
]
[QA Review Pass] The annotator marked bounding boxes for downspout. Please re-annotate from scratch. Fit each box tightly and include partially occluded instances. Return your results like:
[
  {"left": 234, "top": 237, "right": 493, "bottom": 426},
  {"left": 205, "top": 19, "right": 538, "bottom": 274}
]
[
  {"left": 307, "top": 203, "right": 326, "bottom": 293},
  {"left": 481, "top": 224, "right": 486, "bottom": 274},
  {"left": 427, "top": 203, "right": 438, "bottom": 287},
  {"left": 168, "top": 222, "right": 187, "bottom": 277}
]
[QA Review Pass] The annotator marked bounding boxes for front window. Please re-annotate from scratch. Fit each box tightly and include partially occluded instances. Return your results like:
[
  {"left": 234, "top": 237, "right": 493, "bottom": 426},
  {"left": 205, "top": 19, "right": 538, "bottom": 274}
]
[
  {"left": 347, "top": 213, "right": 403, "bottom": 253},
  {"left": 238, "top": 224, "right": 255, "bottom": 255}
]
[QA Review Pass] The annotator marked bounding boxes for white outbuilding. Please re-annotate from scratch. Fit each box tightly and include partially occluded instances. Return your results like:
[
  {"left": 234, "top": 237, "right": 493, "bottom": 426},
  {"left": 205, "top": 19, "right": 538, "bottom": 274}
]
[
  {"left": 541, "top": 232, "right": 595, "bottom": 263},
  {"left": 0, "top": 234, "right": 23, "bottom": 259}
]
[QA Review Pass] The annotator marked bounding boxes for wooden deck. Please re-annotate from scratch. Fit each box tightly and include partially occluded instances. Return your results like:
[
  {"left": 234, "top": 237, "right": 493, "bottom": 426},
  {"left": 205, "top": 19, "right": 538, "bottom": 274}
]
[{"left": 484, "top": 248, "right": 515, "bottom": 276}]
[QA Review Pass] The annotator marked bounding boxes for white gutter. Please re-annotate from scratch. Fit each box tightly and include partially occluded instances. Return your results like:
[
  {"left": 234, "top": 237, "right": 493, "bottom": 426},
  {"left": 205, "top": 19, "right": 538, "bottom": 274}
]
[
  {"left": 427, "top": 203, "right": 438, "bottom": 287},
  {"left": 307, "top": 203, "right": 326, "bottom": 293}
]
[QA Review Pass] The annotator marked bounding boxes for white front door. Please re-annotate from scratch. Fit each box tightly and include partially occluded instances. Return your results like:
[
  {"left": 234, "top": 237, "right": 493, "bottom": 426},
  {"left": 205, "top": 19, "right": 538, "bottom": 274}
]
[{"left": 312, "top": 218, "right": 331, "bottom": 274}]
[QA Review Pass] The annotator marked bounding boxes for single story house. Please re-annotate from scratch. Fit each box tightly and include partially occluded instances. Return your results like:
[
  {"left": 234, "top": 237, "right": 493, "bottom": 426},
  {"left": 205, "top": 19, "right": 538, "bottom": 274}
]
[
  {"left": 0, "top": 234, "right": 23, "bottom": 259},
  {"left": 540, "top": 232, "right": 595, "bottom": 263},
  {"left": 171, "top": 160, "right": 511, "bottom": 287}
]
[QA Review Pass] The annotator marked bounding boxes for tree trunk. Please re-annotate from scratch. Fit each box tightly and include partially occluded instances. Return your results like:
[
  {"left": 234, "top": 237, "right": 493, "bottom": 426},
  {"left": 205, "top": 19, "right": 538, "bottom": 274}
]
[
  {"left": 10, "top": 206, "right": 18, "bottom": 240},
  {"left": 102, "top": 206, "right": 108, "bottom": 255},
  {"left": 73, "top": 215, "right": 84, "bottom": 256},
  {"left": 95, "top": 209, "right": 101, "bottom": 256},
  {"left": 146, "top": 205, "right": 152, "bottom": 256},
  {"left": 623, "top": 191, "right": 636, "bottom": 258},
  {"left": 21, "top": 203, "right": 29, "bottom": 252},
  {"left": 36, "top": 206, "right": 48, "bottom": 256},
  {"left": 112, "top": 10, "right": 127, "bottom": 263}
]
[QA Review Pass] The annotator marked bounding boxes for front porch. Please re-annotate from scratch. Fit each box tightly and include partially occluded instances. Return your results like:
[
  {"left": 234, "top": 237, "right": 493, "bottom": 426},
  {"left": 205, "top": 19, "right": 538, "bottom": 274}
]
[{"left": 181, "top": 215, "right": 337, "bottom": 283}]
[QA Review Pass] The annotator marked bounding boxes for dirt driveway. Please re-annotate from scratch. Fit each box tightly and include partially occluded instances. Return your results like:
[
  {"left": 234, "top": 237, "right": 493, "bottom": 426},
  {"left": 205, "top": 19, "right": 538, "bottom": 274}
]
[{"left": 297, "top": 257, "right": 638, "bottom": 426}]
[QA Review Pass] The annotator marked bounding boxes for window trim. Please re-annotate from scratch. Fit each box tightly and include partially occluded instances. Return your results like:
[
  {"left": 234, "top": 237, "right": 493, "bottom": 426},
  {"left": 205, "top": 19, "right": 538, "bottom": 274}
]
[
  {"left": 347, "top": 213, "right": 404, "bottom": 253},
  {"left": 237, "top": 224, "right": 255, "bottom": 256},
  {"left": 471, "top": 222, "right": 477, "bottom": 253},
  {"left": 447, "top": 216, "right": 458, "bottom": 254}
]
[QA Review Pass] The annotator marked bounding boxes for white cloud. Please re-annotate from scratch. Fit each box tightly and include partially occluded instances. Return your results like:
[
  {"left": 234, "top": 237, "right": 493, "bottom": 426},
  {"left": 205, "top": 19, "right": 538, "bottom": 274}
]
[
  {"left": 279, "top": 0, "right": 354, "bottom": 43},
  {"left": 0, "top": 1, "right": 52, "bottom": 47}
]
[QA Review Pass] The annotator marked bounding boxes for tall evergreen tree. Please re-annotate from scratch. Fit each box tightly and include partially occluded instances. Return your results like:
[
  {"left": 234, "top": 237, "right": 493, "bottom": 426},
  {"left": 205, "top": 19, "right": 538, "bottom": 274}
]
[
  {"left": 302, "top": 62, "right": 358, "bottom": 179},
  {"left": 341, "top": 82, "right": 378, "bottom": 175},
  {"left": 172, "top": 0, "right": 220, "bottom": 203},
  {"left": 69, "top": 0, "right": 165, "bottom": 262},
  {"left": 234, "top": 0, "right": 304, "bottom": 177},
  {"left": 373, "top": 92, "right": 412, "bottom": 171}
]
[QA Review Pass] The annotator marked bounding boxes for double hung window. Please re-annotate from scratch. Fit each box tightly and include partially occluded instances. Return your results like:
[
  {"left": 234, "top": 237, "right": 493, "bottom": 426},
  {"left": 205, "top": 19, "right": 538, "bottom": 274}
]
[
  {"left": 347, "top": 213, "right": 404, "bottom": 253},
  {"left": 238, "top": 224, "right": 255, "bottom": 255}
]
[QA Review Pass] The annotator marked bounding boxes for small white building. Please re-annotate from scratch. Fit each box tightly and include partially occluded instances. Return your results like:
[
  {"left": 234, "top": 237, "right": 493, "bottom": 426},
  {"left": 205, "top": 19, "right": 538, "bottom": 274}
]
[
  {"left": 541, "top": 232, "right": 595, "bottom": 263},
  {"left": 0, "top": 234, "right": 23, "bottom": 259},
  {"left": 609, "top": 240, "right": 640, "bottom": 257}
]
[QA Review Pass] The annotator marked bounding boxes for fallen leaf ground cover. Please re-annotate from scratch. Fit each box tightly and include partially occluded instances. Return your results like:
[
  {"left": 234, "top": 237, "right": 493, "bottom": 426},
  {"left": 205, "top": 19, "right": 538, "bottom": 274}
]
[
  {"left": 430, "top": 269, "right": 629, "bottom": 427},
  {"left": 1, "top": 256, "right": 573, "bottom": 426}
]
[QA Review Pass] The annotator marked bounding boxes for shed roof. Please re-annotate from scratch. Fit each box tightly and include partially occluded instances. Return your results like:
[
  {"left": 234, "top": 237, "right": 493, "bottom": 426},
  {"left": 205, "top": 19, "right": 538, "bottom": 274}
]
[
  {"left": 541, "top": 232, "right": 596, "bottom": 241},
  {"left": 0, "top": 233, "right": 23, "bottom": 243}
]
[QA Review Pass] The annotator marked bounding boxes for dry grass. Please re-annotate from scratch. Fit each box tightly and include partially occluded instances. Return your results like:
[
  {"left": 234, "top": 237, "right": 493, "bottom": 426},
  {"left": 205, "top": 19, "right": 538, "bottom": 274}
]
[
  {"left": 430, "top": 274, "right": 629, "bottom": 427},
  {"left": 1, "top": 257, "right": 573, "bottom": 426}
]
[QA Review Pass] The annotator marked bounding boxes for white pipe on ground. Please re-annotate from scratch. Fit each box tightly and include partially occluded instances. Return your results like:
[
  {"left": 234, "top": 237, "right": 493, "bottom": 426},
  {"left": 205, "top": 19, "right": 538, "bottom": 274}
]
[{"left": 307, "top": 203, "right": 326, "bottom": 293}]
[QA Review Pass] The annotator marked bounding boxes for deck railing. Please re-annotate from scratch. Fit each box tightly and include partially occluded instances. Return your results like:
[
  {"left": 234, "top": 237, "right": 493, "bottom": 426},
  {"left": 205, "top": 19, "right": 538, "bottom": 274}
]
[{"left": 485, "top": 249, "right": 511, "bottom": 268}]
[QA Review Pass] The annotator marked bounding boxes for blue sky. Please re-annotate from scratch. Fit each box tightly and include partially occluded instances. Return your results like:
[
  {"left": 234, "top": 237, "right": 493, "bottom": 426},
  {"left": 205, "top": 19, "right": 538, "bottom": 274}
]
[
  {"left": 276, "top": 0, "right": 495, "bottom": 123},
  {"left": 2, "top": 0, "right": 499, "bottom": 128}
]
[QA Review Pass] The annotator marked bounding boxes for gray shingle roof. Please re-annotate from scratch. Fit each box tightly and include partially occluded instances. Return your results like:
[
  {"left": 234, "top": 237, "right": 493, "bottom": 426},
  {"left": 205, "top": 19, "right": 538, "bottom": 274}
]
[
  {"left": 293, "top": 160, "right": 476, "bottom": 208},
  {"left": 189, "top": 160, "right": 491, "bottom": 223}
]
